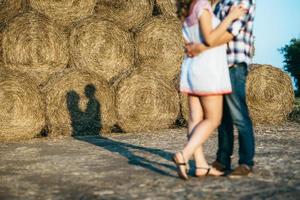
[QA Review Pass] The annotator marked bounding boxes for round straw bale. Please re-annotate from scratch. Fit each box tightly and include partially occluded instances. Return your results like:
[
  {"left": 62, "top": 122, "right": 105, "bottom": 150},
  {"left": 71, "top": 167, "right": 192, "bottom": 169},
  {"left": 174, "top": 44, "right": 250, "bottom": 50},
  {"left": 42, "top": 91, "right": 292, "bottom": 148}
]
[
  {"left": 0, "top": 0, "right": 24, "bottom": 23},
  {"left": 246, "top": 65, "right": 295, "bottom": 125},
  {"left": 95, "top": 0, "right": 153, "bottom": 31},
  {"left": 2, "top": 12, "right": 69, "bottom": 86},
  {"left": 43, "top": 69, "right": 116, "bottom": 136},
  {"left": 0, "top": 69, "right": 45, "bottom": 142},
  {"left": 70, "top": 17, "right": 134, "bottom": 83},
  {"left": 138, "top": 59, "right": 181, "bottom": 82},
  {"left": 155, "top": 0, "right": 177, "bottom": 17},
  {"left": 29, "top": 0, "right": 96, "bottom": 27},
  {"left": 135, "top": 17, "right": 184, "bottom": 81},
  {"left": 115, "top": 67, "right": 180, "bottom": 132}
]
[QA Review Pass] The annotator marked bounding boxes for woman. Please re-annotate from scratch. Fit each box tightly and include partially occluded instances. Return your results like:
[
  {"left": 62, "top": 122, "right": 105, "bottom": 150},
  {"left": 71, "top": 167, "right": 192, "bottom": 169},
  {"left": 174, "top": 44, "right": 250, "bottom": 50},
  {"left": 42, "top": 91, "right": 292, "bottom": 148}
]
[{"left": 173, "top": 0, "right": 247, "bottom": 179}]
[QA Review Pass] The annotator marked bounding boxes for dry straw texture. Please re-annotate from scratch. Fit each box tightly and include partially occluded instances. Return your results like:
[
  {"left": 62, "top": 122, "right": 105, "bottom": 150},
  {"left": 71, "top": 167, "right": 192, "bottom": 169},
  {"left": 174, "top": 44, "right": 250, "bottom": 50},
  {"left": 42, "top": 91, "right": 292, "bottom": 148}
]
[
  {"left": 70, "top": 18, "right": 134, "bottom": 84},
  {"left": 115, "top": 67, "right": 180, "bottom": 132},
  {"left": 2, "top": 12, "right": 69, "bottom": 86},
  {"left": 246, "top": 65, "right": 295, "bottom": 125},
  {"left": 43, "top": 69, "right": 116, "bottom": 137},
  {"left": 29, "top": 0, "right": 96, "bottom": 27},
  {"left": 136, "top": 17, "right": 184, "bottom": 81},
  {"left": 0, "top": 0, "right": 24, "bottom": 23},
  {"left": 95, "top": 0, "right": 153, "bottom": 31},
  {"left": 0, "top": 69, "right": 45, "bottom": 142},
  {"left": 155, "top": 0, "right": 177, "bottom": 17}
]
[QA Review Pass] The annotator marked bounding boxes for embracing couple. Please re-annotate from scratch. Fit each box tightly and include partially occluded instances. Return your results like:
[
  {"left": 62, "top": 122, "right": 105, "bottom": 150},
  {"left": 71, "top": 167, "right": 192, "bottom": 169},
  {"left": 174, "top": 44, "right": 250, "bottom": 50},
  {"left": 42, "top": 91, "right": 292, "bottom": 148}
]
[{"left": 173, "top": 0, "right": 256, "bottom": 180}]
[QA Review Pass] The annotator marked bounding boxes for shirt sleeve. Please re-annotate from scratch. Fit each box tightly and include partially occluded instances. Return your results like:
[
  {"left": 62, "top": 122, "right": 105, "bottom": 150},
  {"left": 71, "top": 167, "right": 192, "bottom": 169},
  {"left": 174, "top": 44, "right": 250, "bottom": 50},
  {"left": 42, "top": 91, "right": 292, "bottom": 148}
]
[
  {"left": 196, "top": 0, "right": 213, "bottom": 18},
  {"left": 226, "top": 0, "right": 255, "bottom": 37}
]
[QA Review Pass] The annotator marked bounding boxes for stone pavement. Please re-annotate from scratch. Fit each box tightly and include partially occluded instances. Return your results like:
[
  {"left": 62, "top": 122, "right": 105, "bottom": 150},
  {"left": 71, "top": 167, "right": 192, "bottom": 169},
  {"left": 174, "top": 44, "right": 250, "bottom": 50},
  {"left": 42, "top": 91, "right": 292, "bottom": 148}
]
[{"left": 0, "top": 122, "right": 299, "bottom": 200}]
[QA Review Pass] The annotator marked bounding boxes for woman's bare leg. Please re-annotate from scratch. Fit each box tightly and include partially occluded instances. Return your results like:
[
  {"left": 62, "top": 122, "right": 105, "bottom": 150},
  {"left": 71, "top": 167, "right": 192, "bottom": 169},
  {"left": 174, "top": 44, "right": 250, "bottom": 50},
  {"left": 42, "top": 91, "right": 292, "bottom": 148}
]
[
  {"left": 187, "top": 95, "right": 205, "bottom": 171},
  {"left": 175, "top": 95, "right": 223, "bottom": 176}
]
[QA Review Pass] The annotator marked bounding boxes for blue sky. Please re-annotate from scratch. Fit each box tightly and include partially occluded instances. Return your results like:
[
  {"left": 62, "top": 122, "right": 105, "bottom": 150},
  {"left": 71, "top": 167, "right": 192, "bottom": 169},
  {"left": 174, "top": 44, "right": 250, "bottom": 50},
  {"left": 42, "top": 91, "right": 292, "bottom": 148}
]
[{"left": 253, "top": 0, "right": 300, "bottom": 70}]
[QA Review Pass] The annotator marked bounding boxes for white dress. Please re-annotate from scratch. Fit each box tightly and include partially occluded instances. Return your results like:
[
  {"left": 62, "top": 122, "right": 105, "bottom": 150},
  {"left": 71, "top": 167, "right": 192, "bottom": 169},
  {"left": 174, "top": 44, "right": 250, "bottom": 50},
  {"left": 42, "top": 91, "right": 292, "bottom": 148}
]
[{"left": 180, "top": 0, "right": 232, "bottom": 96}]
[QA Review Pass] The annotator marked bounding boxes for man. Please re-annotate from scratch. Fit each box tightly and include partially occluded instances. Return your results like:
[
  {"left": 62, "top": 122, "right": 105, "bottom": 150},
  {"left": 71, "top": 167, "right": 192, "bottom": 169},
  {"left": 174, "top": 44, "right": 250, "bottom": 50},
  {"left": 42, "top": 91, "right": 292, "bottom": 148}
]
[{"left": 186, "top": 0, "right": 256, "bottom": 177}]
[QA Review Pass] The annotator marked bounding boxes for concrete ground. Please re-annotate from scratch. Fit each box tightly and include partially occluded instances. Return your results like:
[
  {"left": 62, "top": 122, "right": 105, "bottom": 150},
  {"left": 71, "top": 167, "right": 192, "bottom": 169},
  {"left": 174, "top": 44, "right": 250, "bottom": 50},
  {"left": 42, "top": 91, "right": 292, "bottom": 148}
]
[{"left": 0, "top": 122, "right": 299, "bottom": 200}]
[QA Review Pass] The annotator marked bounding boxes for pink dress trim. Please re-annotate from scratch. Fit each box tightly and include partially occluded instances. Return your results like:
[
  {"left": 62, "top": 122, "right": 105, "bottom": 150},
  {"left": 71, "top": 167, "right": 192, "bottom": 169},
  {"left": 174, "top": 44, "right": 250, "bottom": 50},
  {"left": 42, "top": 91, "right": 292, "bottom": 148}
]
[{"left": 180, "top": 89, "right": 233, "bottom": 96}]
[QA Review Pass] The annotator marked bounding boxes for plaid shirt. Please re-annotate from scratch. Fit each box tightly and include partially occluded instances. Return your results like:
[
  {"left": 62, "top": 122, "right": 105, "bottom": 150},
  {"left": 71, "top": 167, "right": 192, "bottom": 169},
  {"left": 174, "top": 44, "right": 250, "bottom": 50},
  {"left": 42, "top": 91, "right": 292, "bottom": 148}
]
[{"left": 214, "top": 0, "right": 256, "bottom": 67}]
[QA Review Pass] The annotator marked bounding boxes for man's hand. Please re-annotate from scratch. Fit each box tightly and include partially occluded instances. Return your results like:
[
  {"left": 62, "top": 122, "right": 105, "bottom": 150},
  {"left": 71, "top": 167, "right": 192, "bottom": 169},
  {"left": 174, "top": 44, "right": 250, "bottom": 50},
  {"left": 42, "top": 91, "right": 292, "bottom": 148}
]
[{"left": 185, "top": 43, "right": 201, "bottom": 57}]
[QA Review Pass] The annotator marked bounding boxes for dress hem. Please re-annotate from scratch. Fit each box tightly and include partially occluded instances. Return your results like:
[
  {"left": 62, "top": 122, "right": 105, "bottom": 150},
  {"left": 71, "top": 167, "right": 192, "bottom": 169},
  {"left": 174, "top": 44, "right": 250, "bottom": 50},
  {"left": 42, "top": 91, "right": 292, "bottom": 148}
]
[{"left": 180, "top": 89, "right": 233, "bottom": 96}]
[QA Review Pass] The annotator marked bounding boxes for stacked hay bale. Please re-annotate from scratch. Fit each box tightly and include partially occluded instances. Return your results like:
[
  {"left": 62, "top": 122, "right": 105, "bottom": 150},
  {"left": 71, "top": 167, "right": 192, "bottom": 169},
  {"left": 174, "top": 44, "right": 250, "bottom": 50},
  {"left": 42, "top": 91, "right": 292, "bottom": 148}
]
[
  {"left": 246, "top": 64, "right": 295, "bottom": 125},
  {"left": 154, "top": 0, "right": 178, "bottom": 17},
  {"left": 94, "top": 0, "right": 153, "bottom": 31},
  {"left": 70, "top": 17, "right": 135, "bottom": 84},
  {"left": 0, "top": 0, "right": 26, "bottom": 23},
  {"left": 1, "top": 11, "right": 69, "bottom": 86},
  {"left": 28, "top": 0, "right": 96, "bottom": 27},
  {"left": 114, "top": 68, "right": 180, "bottom": 132},
  {"left": 135, "top": 16, "right": 184, "bottom": 81},
  {"left": 0, "top": 68, "right": 45, "bottom": 142},
  {"left": 43, "top": 69, "right": 116, "bottom": 136}
]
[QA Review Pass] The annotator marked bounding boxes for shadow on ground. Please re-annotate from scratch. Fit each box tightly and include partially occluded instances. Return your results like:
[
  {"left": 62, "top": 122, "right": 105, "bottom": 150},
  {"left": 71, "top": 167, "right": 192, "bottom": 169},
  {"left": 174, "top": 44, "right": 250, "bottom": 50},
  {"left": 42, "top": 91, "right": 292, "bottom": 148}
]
[{"left": 66, "top": 83, "right": 178, "bottom": 177}]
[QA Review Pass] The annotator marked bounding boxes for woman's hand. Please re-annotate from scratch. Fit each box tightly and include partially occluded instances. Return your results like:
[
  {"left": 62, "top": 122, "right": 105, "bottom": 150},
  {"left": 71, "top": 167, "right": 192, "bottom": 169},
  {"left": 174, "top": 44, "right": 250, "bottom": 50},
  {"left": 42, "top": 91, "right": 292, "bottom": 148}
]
[
  {"left": 228, "top": 4, "right": 247, "bottom": 21},
  {"left": 185, "top": 43, "right": 201, "bottom": 57}
]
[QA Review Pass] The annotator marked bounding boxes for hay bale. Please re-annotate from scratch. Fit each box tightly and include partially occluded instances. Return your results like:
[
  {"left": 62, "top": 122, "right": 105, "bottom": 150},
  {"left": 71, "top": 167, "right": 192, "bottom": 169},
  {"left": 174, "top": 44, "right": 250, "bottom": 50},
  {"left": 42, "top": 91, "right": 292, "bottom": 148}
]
[
  {"left": 29, "top": 0, "right": 96, "bottom": 27},
  {"left": 70, "top": 17, "right": 135, "bottom": 83},
  {"left": 0, "top": 69, "right": 45, "bottom": 142},
  {"left": 2, "top": 12, "right": 69, "bottom": 86},
  {"left": 43, "top": 69, "right": 116, "bottom": 136},
  {"left": 246, "top": 65, "right": 295, "bottom": 125},
  {"left": 155, "top": 0, "right": 177, "bottom": 17},
  {"left": 115, "top": 67, "right": 180, "bottom": 132},
  {"left": 95, "top": 0, "right": 153, "bottom": 31},
  {"left": 135, "top": 17, "right": 184, "bottom": 81},
  {"left": 0, "top": 0, "right": 25, "bottom": 23}
]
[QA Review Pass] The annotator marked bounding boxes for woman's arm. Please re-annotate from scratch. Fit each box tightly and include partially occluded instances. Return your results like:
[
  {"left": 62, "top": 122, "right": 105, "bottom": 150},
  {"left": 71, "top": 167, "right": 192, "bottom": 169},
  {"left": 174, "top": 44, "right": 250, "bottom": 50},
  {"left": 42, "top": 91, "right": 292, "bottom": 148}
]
[{"left": 199, "top": 6, "right": 246, "bottom": 47}]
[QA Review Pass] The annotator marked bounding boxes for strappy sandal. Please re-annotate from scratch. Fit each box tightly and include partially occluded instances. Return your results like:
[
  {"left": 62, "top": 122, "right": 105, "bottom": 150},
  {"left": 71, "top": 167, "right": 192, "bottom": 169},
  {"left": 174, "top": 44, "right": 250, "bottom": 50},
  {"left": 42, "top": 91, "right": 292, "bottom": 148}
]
[
  {"left": 195, "top": 166, "right": 223, "bottom": 177},
  {"left": 172, "top": 152, "right": 189, "bottom": 180}
]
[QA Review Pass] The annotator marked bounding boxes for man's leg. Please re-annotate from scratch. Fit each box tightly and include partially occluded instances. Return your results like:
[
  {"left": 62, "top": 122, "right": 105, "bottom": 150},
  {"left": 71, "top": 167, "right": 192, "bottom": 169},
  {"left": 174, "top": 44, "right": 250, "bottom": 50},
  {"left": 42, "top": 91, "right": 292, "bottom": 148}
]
[{"left": 226, "top": 64, "right": 255, "bottom": 168}]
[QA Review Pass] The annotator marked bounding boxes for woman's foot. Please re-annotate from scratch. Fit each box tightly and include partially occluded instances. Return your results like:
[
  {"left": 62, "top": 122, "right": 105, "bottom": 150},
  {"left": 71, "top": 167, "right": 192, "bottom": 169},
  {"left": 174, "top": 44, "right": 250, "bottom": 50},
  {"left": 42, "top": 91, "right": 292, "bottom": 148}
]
[
  {"left": 195, "top": 166, "right": 224, "bottom": 177},
  {"left": 172, "top": 152, "right": 189, "bottom": 180}
]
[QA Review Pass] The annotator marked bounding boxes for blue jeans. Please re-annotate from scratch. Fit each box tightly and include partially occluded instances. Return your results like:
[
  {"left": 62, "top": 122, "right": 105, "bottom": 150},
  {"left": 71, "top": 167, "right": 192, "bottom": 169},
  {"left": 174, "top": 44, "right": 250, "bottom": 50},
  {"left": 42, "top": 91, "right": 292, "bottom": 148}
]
[{"left": 216, "top": 63, "right": 255, "bottom": 168}]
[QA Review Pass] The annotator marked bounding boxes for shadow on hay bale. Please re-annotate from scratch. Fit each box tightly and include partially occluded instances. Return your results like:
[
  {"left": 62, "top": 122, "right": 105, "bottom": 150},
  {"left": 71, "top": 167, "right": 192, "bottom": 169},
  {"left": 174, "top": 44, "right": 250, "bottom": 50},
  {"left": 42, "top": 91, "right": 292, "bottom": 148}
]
[
  {"left": 0, "top": 69, "right": 46, "bottom": 142},
  {"left": 29, "top": 0, "right": 96, "bottom": 27},
  {"left": 94, "top": 0, "right": 153, "bottom": 31},
  {"left": 2, "top": 11, "right": 69, "bottom": 86},
  {"left": 172, "top": 73, "right": 189, "bottom": 124},
  {"left": 43, "top": 69, "right": 116, "bottom": 137},
  {"left": 135, "top": 16, "right": 184, "bottom": 81},
  {"left": 114, "top": 67, "right": 180, "bottom": 133},
  {"left": 0, "top": 0, "right": 26, "bottom": 23},
  {"left": 247, "top": 64, "right": 295, "bottom": 125},
  {"left": 70, "top": 17, "right": 135, "bottom": 84}
]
